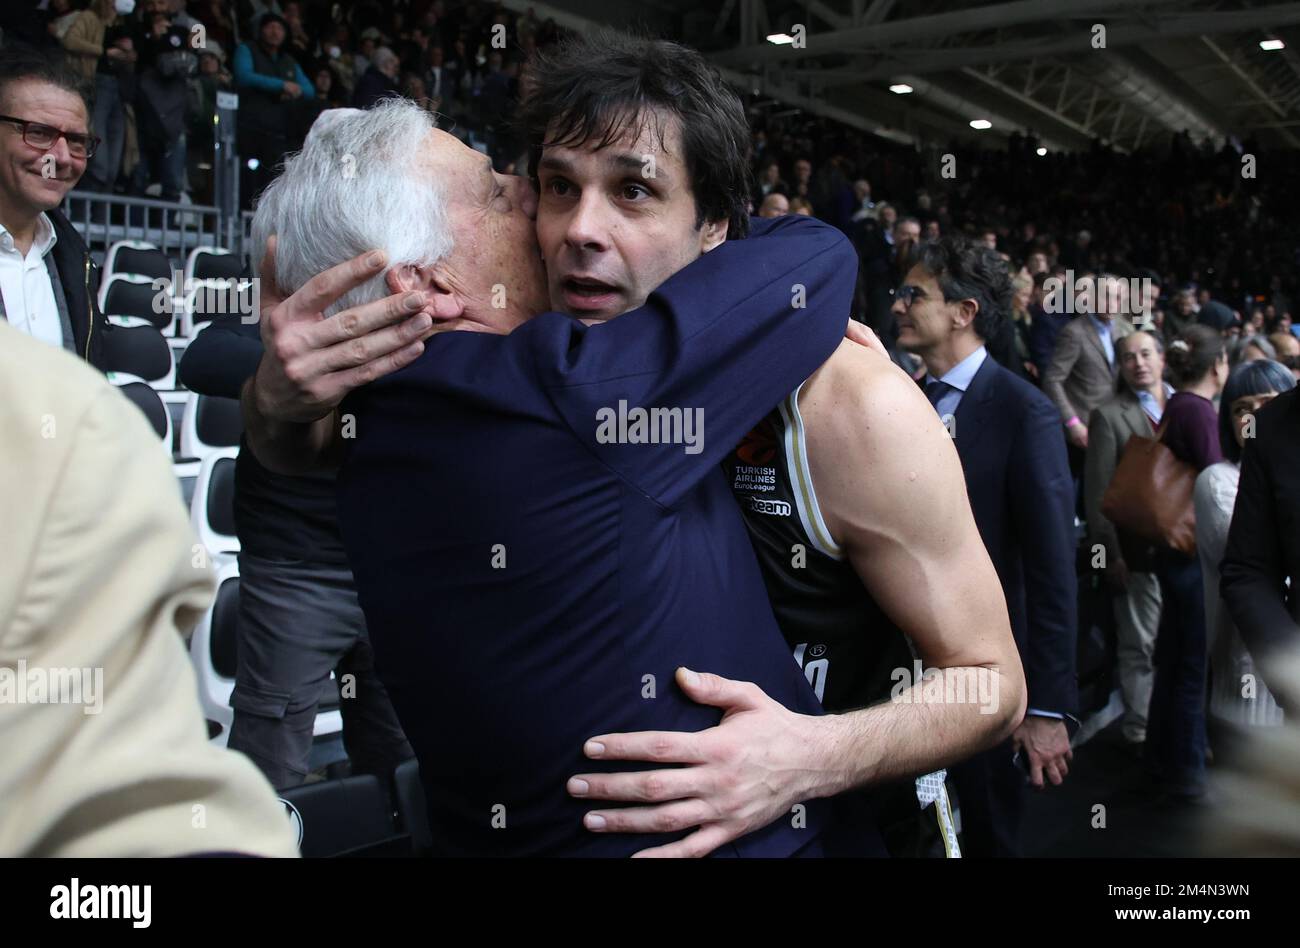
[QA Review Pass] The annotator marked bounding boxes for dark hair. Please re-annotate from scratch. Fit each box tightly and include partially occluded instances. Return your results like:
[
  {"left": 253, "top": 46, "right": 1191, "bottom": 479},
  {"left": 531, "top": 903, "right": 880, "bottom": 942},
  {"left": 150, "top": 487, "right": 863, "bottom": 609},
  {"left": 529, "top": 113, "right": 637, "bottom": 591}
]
[
  {"left": 912, "top": 236, "right": 1012, "bottom": 343},
  {"left": 1218, "top": 359, "right": 1296, "bottom": 462},
  {"left": 518, "top": 29, "right": 752, "bottom": 239},
  {"left": 1166, "top": 324, "right": 1226, "bottom": 389},
  {"left": 0, "top": 44, "right": 93, "bottom": 118}
]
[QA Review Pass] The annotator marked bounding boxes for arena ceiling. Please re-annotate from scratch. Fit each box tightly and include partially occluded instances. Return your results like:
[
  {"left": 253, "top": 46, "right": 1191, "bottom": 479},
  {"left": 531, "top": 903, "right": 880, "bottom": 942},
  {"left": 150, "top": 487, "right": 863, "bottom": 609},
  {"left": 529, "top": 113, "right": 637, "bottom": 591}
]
[{"left": 502, "top": 0, "right": 1300, "bottom": 151}]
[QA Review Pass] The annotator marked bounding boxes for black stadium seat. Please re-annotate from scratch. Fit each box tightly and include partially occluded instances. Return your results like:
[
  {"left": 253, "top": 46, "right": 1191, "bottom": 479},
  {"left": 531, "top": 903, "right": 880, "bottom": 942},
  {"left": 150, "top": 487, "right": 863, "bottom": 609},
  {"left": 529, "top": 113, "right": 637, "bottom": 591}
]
[
  {"left": 393, "top": 759, "right": 433, "bottom": 857},
  {"left": 206, "top": 455, "right": 238, "bottom": 540},
  {"left": 190, "top": 248, "right": 245, "bottom": 282},
  {"left": 196, "top": 394, "right": 243, "bottom": 448},
  {"left": 210, "top": 571, "right": 239, "bottom": 681},
  {"left": 278, "top": 775, "right": 404, "bottom": 858},
  {"left": 99, "top": 321, "right": 173, "bottom": 384},
  {"left": 107, "top": 243, "right": 172, "bottom": 281},
  {"left": 101, "top": 275, "right": 174, "bottom": 331},
  {"left": 117, "top": 381, "right": 168, "bottom": 441}
]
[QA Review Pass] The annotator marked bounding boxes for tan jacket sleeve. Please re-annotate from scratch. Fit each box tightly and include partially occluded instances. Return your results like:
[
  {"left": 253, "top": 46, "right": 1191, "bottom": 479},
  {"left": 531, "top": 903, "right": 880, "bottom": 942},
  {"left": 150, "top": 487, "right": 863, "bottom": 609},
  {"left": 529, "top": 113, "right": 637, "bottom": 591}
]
[
  {"left": 0, "top": 328, "right": 298, "bottom": 857},
  {"left": 1042, "top": 321, "right": 1082, "bottom": 424},
  {"left": 60, "top": 10, "right": 105, "bottom": 59}
]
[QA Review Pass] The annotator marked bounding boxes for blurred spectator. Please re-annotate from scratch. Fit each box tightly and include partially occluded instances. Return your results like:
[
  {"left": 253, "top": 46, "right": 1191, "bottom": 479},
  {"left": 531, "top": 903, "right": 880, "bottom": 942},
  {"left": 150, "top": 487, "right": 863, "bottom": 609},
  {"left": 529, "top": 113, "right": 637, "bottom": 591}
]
[
  {"left": 1085, "top": 331, "right": 1170, "bottom": 752},
  {"left": 1221, "top": 378, "right": 1300, "bottom": 691},
  {"left": 1148, "top": 324, "right": 1229, "bottom": 803},
  {"left": 45, "top": 0, "right": 82, "bottom": 45},
  {"left": 788, "top": 195, "right": 813, "bottom": 216},
  {"left": 168, "top": 0, "right": 199, "bottom": 33},
  {"left": 1043, "top": 275, "right": 1136, "bottom": 487},
  {"left": 1197, "top": 360, "right": 1295, "bottom": 735},
  {"left": 233, "top": 11, "right": 313, "bottom": 207},
  {"left": 757, "top": 192, "right": 788, "bottom": 218},
  {"left": 190, "top": 0, "right": 235, "bottom": 49},
  {"left": 352, "top": 45, "right": 400, "bottom": 108},
  {"left": 186, "top": 40, "right": 230, "bottom": 204},
  {"left": 1231, "top": 333, "right": 1276, "bottom": 366},
  {"left": 60, "top": 0, "right": 134, "bottom": 195},
  {"left": 131, "top": 0, "right": 197, "bottom": 204},
  {"left": 756, "top": 157, "right": 787, "bottom": 198},
  {"left": 313, "top": 63, "right": 347, "bottom": 107}
]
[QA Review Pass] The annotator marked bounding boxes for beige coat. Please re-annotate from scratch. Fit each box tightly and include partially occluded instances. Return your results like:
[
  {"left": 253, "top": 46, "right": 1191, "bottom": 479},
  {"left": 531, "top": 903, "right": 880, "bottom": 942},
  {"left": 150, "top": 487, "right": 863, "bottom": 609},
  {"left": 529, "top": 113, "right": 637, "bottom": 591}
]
[
  {"left": 60, "top": 9, "right": 110, "bottom": 82},
  {"left": 0, "top": 321, "right": 297, "bottom": 856},
  {"left": 1043, "top": 314, "right": 1134, "bottom": 426}
]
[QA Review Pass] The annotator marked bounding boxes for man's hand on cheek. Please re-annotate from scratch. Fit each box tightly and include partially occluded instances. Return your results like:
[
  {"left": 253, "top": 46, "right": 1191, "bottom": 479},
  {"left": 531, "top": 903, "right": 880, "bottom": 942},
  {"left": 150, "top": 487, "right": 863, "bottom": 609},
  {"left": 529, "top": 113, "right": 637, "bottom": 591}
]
[
  {"left": 252, "top": 237, "right": 436, "bottom": 424},
  {"left": 566, "top": 667, "right": 824, "bottom": 858}
]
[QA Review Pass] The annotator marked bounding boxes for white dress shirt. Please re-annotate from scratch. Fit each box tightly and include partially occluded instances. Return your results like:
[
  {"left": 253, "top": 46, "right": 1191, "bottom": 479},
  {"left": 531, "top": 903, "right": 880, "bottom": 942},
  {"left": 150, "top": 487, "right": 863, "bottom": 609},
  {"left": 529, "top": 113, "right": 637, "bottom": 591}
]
[{"left": 0, "top": 214, "right": 62, "bottom": 350}]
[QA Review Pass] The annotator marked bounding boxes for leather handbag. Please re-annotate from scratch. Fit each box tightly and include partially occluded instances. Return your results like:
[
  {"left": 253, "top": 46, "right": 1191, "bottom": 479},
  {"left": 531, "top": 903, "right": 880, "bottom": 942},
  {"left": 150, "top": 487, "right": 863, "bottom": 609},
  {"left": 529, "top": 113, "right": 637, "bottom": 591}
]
[{"left": 1100, "top": 427, "right": 1198, "bottom": 556}]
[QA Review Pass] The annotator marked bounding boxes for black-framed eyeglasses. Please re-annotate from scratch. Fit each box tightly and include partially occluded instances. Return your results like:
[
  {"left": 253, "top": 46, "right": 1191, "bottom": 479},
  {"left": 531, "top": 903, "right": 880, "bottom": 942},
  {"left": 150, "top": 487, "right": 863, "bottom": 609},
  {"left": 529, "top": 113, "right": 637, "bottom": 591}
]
[
  {"left": 894, "top": 284, "right": 927, "bottom": 307},
  {"left": 0, "top": 115, "right": 99, "bottom": 159}
]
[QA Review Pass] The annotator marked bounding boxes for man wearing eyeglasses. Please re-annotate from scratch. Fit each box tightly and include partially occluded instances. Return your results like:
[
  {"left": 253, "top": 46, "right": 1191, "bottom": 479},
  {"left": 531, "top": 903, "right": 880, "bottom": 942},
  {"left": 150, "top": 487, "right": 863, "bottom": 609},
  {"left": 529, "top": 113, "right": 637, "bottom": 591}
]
[{"left": 0, "top": 47, "right": 108, "bottom": 368}]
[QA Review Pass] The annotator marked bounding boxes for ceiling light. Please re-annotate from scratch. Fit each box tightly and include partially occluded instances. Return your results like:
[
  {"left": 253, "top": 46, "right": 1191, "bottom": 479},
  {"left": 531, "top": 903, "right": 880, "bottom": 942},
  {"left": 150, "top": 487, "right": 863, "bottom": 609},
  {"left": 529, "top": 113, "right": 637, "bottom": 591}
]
[
  {"left": 889, "top": 83, "right": 913, "bottom": 94},
  {"left": 766, "top": 33, "right": 794, "bottom": 45},
  {"left": 969, "top": 119, "right": 992, "bottom": 130}
]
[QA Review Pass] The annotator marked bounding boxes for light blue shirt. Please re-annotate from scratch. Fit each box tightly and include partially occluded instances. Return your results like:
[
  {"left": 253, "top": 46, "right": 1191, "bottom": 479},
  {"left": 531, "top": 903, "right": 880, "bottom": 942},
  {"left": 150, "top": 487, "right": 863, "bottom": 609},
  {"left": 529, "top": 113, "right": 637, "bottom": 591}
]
[
  {"left": 923, "top": 345, "right": 987, "bottom": 420},
  {"left": 1087, "top": 314, "right": 1115, "bottom": 368},
  {"left": 1136, "top": 382, "right": 1174, "bottom": 425}
]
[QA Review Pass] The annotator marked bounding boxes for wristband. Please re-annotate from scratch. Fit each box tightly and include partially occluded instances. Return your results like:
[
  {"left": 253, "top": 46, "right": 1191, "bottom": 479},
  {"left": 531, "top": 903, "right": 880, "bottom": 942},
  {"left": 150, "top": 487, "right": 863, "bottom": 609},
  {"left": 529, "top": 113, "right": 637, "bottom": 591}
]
[{"left": 1066, "top": 416, "right": 1081, "bottom": 428}]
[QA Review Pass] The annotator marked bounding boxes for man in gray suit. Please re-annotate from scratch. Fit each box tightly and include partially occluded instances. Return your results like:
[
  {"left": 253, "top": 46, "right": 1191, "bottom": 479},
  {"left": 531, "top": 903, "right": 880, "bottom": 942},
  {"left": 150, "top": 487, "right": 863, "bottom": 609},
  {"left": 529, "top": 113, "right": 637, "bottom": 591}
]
[
  {"left": 1043, "top": 275, "right": 1137, "bottom": 453},
  {"left": 1084, "top": 331, "right": 1172, "bottom": 751}
]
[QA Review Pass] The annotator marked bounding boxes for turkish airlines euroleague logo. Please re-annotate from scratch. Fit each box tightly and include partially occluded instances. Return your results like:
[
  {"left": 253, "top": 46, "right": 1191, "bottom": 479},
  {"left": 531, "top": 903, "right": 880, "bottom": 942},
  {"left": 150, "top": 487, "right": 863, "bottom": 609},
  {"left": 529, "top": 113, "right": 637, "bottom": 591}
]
[{"left": 736, "top": 418, "right": 778, "bottom": 465}]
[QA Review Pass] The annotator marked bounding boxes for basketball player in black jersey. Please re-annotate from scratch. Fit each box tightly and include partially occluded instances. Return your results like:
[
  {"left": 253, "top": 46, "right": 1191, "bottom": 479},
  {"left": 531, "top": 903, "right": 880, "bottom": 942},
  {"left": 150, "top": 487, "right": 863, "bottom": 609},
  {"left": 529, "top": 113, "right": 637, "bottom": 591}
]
[{"left": 542, "top": 40, "right": 1027, "bottom": 856}]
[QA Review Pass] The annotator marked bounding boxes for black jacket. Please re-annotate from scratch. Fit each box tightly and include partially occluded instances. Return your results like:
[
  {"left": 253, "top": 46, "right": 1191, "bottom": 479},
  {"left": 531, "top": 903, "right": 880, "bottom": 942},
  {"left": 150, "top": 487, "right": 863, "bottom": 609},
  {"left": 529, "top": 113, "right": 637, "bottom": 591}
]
[
  {"left": 48, "top": 208, "right": 110, "bottom": 371},
  {"left": 1221, "top": 386, "right": 1300, "bottom": 672}
]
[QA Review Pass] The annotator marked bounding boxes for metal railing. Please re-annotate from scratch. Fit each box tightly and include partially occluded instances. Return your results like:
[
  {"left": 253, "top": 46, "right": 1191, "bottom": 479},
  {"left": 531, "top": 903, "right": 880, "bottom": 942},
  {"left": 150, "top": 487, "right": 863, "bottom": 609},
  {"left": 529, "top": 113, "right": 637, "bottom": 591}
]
[{"left": 61, "top": 191, "right": 254, "bottom": 271}]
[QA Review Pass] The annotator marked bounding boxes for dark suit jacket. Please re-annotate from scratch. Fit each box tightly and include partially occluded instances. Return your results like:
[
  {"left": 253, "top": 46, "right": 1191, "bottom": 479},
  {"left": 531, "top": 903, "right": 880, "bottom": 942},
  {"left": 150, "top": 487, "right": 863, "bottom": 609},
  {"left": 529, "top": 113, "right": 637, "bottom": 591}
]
[
  {"left": 1220, "top": 386, "right": 1300, "bottom": 667},
  {"left": 48, "top": 208, "right": 109, "bottom": 371},
  {"left": 952, "top": 352, "right": 1079, "bottom": 720}
]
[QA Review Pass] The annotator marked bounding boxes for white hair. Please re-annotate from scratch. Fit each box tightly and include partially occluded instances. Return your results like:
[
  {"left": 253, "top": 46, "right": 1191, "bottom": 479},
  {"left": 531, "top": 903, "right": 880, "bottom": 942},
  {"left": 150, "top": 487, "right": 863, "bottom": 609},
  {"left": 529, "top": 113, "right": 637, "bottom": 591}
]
[{"left": 252, "top": 98, "right": 453, "bottom": 318}]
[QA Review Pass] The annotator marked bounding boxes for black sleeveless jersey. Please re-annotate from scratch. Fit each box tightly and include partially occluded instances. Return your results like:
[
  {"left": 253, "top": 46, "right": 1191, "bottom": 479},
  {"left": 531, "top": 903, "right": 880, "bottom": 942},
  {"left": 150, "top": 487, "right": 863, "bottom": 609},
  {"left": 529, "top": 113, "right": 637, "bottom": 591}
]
[
  {"left": 724, "top": 383, "right": 962, "bottom": 856},
  {"left": 723, "top": 383, "right": 915, "bottom": 712}
]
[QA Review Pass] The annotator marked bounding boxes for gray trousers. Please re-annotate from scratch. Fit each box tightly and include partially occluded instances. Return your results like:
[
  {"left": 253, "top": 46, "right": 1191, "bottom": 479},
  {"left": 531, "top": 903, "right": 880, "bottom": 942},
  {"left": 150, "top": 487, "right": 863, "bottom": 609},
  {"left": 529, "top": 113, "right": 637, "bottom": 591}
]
[
  {"left": 228, "top": 553, "right": 412, "bottom": 791},
  {"left": 1113, "top": 570, "right": 1162, "bottom": 743}
]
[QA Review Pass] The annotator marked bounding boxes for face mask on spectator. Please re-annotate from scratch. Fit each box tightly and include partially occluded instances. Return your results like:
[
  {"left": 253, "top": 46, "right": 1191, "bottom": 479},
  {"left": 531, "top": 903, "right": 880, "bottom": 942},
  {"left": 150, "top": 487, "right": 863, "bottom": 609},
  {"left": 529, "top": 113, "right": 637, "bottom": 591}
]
[
  {"left": 329, "top": 46, "right": 341, "bottom": 58},
  {"left": 115, "top": 0, "right": 136, "bottom": 14}
]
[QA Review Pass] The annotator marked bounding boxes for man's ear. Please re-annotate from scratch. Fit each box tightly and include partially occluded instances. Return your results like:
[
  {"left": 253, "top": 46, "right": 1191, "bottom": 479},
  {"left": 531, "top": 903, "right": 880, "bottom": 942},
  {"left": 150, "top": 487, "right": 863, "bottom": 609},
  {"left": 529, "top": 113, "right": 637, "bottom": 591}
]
[
  {"left": 700, "top": 218, "right": 729, "bottom": 254},
  {"left": 953, "top": 299, "right": 979, "bottom": 332},
  {"left": 385, "top": 263, "right": 465, "bottom": 321}
]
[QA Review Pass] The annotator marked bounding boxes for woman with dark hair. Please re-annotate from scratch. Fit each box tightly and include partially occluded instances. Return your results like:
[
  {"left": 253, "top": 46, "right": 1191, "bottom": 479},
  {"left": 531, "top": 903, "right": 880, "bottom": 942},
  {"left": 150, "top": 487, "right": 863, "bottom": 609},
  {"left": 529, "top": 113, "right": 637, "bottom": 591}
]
[
  {"left": 1195, "top": 360, "right": 1295, "bottom": 735},
  {"left": 1146, "top": 324, "right": 1229, "bottom": 802}
]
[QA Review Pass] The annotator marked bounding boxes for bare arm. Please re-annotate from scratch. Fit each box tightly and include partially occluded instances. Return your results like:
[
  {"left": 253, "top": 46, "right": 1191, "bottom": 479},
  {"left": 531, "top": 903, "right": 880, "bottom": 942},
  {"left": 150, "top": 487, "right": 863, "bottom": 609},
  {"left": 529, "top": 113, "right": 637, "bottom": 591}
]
[
  {"left": 797, "top": 341, "right": 1026, "bottom": 790},
  {"left": 565, "top": 343, "right": 1025, "bottom": 857}
]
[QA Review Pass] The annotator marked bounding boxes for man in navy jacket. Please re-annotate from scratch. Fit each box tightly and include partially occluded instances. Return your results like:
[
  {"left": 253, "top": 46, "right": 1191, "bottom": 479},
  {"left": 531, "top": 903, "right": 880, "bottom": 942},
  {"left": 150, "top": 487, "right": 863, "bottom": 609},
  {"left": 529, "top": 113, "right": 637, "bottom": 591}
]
[
  {"left": 242, "top": 84, "right": 868, "bottom": 853},
  {"left": 896, "top": 238, "right": 1079, "bottom": 857}
]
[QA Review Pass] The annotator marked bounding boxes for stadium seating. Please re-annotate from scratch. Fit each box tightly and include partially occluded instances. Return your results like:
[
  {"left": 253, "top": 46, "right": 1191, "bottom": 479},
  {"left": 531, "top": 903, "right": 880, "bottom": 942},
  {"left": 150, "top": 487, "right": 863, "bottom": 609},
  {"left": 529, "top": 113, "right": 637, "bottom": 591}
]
[
  {"left": 179, "top": 391, "right": 243, "bottom": 463},
  {"left": 104, "top": 239, "right": 173, "bottom": 282},
  {"left": 101, "top": 316, "right": 176, "bottom": 390}
]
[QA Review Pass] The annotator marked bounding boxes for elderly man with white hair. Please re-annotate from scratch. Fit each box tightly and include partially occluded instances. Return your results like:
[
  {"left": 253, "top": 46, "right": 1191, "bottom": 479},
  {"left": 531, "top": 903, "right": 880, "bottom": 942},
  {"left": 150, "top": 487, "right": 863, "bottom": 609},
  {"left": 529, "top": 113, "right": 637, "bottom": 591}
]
[{"left": 238, "top": 58, "right": 884, "bottom": 855}]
